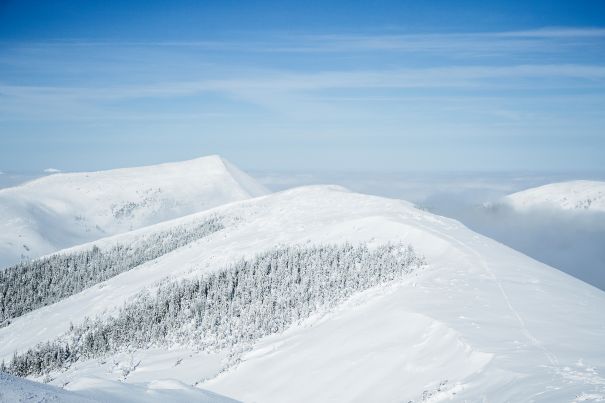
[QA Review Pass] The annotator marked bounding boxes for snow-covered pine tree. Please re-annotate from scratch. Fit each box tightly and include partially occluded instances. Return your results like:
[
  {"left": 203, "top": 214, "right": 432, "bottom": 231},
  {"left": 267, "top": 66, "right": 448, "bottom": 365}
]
[
  {"left": 0, "top": 216, "right": 224, "bottom": 325},
  {"left": 7, "top": 243, "right": 424, "bottom": 378}
]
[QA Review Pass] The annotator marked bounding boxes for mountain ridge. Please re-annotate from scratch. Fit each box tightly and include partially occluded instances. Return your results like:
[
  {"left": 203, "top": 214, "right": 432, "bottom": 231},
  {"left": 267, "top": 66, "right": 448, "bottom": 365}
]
[
  {"left": 1, "top": 185, "right": 603, "bottom": 401},
  {"left": 0, "top": 155, "right": 269, "bottom": 268}
]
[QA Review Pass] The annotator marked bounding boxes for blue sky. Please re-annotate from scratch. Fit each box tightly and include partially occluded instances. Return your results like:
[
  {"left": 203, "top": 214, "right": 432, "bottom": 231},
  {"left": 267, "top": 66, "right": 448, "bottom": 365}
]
[{"left": 1, "top": 0, "right": 604, "bottom": 173}]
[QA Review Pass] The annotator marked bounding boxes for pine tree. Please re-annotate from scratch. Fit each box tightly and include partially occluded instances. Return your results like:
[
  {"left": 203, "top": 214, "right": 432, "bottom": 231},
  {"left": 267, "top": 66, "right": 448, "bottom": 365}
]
[{"left": 7, "top": 243, "right": 424, "bottom": 378}]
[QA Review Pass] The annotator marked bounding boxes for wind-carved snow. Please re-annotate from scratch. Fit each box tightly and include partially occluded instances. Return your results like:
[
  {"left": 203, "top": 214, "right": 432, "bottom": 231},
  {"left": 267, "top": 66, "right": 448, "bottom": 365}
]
[
  {"left": 0, "top": 155, "right": 269, "bottom": 268},
  {"left": 205, "top": 282, "right": 492, "bottom": 403},
  {"left": 0, "top": 185, "right": 604, "bottom": 401},
  {"left": 0, "top": 371, "right": 95, "bottom": 402},
  {"left": 504, "top": 180, "right": 605, "bottom": 212}
]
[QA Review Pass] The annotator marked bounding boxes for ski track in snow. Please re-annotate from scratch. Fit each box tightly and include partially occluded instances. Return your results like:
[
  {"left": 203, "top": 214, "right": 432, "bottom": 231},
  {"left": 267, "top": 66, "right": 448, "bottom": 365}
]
[{"left": 410, "top": 214, "right": 560, "bottom": 367}]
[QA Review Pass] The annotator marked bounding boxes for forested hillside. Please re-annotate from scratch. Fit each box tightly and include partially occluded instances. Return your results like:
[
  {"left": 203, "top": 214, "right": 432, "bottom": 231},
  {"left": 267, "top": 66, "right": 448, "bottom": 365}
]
[
  {"left": 3, "top": 243, "right": 424, "bottom": 377},
  {"left": 0, "top": 217, "right": 224, "bottom": 325}
]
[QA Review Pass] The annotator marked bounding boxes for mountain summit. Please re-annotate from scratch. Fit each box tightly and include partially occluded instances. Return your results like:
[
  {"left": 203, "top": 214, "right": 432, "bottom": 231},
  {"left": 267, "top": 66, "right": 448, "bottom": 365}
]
[
  {"left": 0, "top": 155, "right": 269, "bottom": 268},
  {"left": 504, "top": 180, "right": 605, "bottom": 212}
]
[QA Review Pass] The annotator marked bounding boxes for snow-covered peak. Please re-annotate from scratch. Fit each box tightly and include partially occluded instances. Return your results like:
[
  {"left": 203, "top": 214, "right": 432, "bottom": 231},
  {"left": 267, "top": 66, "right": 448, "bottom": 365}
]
[
  {"left": 12, "top": 155, "right": 267, "bottom": 198},
  {"left": 0, "top": 155, "right": 269, "bottom": 268},
  {"left": 504, "top": 180, "right": 605, "bottom": 212},
  {"left": 212, "top": 156, "right": 270, "bottom": 198}
]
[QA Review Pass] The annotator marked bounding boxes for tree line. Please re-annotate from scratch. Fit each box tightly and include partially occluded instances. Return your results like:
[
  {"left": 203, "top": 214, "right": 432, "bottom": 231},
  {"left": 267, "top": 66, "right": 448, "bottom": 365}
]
[
  {"left": 3, "top": 243, "right": 424, "bottom": 378},
  {"left": 0, "top": 216, "right": 224, "bottom": 325}
]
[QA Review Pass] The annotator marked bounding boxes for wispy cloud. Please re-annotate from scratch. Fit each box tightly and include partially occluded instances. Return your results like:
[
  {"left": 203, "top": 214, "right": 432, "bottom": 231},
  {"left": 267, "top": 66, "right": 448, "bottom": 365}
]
[
  {"left": 2, "top": 27, "right": 603, "bottom": 54},
  {"left": 495, "top": 27, "right": 605, "bottom": 38},
  {"left": 1, "top": 62, "right": 604, "bottom": 125},
  {"left": 1, "top": 27, "right": 604, "bottom": 167},
  {"left": 2, "top": 63, "right": 604, "bottom": 102}
]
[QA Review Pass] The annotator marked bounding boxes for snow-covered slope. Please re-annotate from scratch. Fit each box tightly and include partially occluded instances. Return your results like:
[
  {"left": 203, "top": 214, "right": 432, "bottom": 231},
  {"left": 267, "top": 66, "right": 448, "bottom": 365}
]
[
  {"left": 504, "top": 180, "right": 605, "bottom": 212},
  {"left": 0, "top": 371, "right": 94, "bottom": 403},
  {"left": 0, "top": 155, "right": 268, "bottom": 268},
  {"left": 1, "top": 186, "right": 604, "bottom": 401},
  {"left": 0, "top": 371, "right": 236, "bottom": 403}
]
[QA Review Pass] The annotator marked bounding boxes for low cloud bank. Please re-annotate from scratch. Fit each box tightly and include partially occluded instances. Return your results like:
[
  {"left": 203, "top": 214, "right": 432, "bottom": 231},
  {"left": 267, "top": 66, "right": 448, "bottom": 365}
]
[
  {"left": 257, "top": 171, "right": 605, "bottom": 290},
  {"left": 425, "top": 195, "right": 605, "bottom": 290}
]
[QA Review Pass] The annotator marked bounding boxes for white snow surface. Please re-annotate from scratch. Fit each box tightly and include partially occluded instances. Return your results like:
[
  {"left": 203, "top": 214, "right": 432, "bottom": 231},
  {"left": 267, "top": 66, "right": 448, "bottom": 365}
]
[
  {"left": 1, "top": 185, "right": 604, "bottom": 401},
  {"left": 0, "top": 155, "right": 268, "bottom": 268},
  {"left": 0, "top": 371, "right": 94, "bottom": 403},
  {"left": 504, "top": 180, "right": 605, "bottom": 212},
  {"left": 0, "top": 371, "right": 236, "bottom": 403}
]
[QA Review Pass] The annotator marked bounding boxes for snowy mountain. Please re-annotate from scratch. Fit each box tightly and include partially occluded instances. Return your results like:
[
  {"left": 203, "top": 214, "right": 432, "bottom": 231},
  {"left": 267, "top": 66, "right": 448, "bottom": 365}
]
[
  {"left": 1, "top": 185, "right": 604, "bottom": 402},
  {"left": 504, "top": 180, "right": 605, "bottom": 212},
  {"left": 0, "top": 156, "right": 269, "bottom": 268}
]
